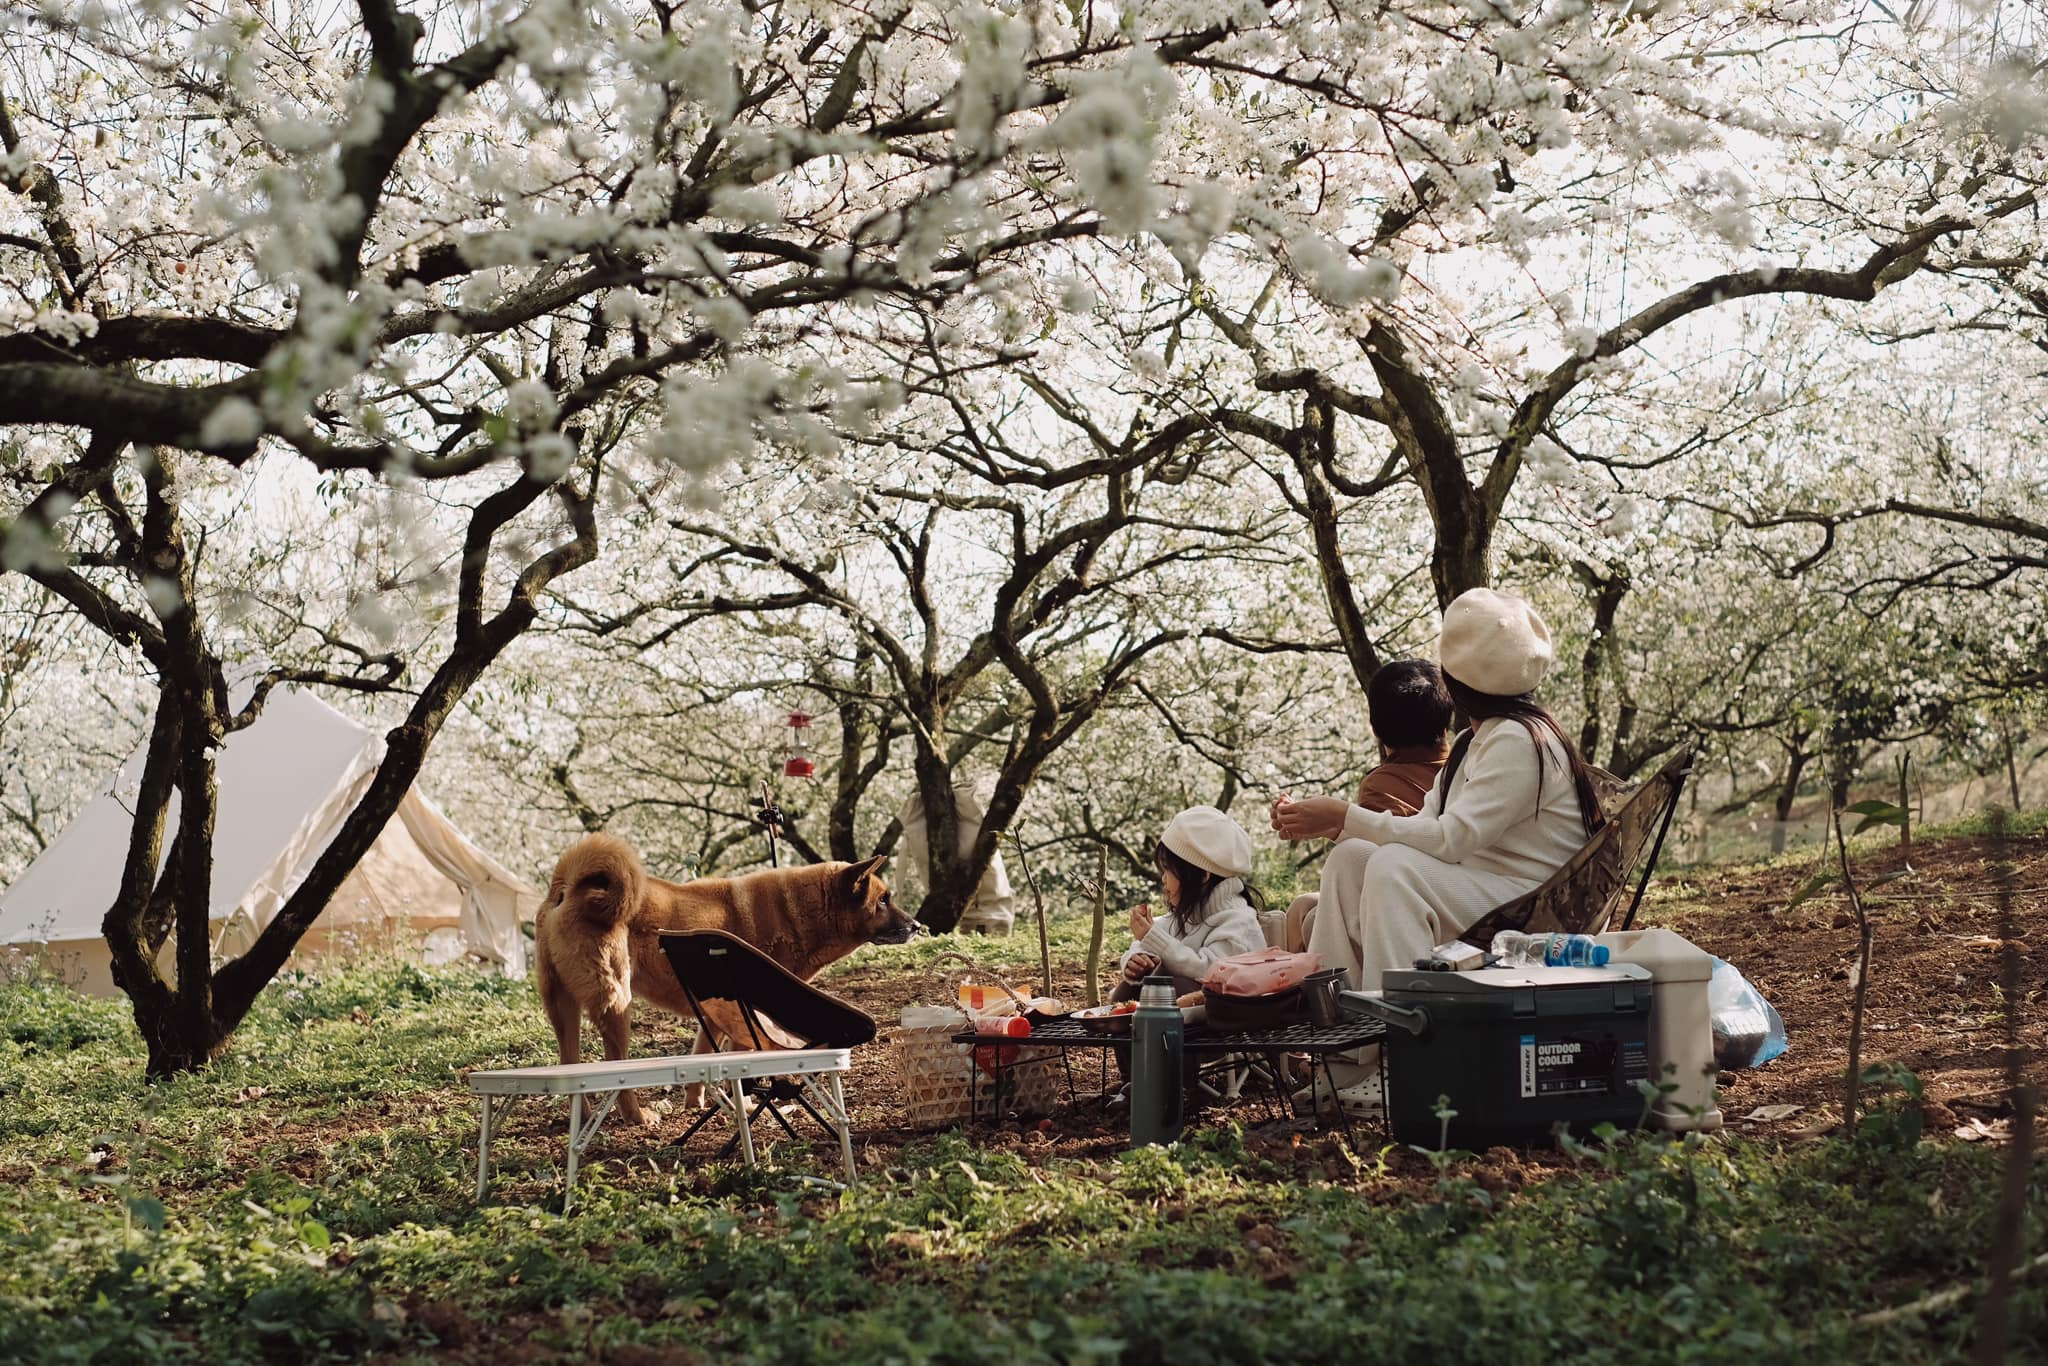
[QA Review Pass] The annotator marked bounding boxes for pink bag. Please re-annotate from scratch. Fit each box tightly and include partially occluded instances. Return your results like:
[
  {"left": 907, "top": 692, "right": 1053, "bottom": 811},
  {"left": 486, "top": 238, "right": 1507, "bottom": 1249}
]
[{"left": 1202, "top": 948, "right": 1322, "bottom": 997}]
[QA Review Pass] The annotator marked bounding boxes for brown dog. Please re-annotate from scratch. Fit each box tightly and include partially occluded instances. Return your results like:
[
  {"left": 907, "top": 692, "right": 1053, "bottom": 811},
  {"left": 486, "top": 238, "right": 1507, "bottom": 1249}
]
[{"left": 533, "top": 832, "right": 916, "bottom": 1125}]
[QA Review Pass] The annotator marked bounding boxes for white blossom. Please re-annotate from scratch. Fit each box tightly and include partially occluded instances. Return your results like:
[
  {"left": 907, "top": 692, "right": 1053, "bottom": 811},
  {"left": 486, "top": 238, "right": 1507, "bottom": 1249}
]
[{"left": 199, "top": 398, "right": 264, "bottom": 448}]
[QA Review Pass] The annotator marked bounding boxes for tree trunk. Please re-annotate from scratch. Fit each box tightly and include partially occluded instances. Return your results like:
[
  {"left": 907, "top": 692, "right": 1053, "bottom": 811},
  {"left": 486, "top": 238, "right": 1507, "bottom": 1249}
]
[
  {"left": 1606, "top": 703, "right": 1639, "bottom": 776},
  {"left": 829, "top": 693, "right": 866, "bottom": 864},
  {"left": 1897, "top": 751, "right": 1912, "bottom": 851},
  {"left": 1579, "top": 640, "right": 1603, "bottom": 760},
  {"left": 2001, "top": 721, "right": 2023, "bottom": 809},
  {"left": 1574, "top": 567, "right": 1629, "bottom": 761},
  {"left": 1428, "top": 489, "right": 1493, "bottom": 608},
  {"left": 1828, "top": 757, "right": 1854, "bottom": 815},
  {"left": 910, "top": 731, "right": 977, "bottom": 933},
  {"left": 548, "top": 737, "right": 607, "bottom": 833},
  {"left": 114, "top": 452, "right": 236, "bottom": 1079},
  {"left": 116, "top": 683, "right": 232, "bottom": 1079},
  {"left": 827, "top": 647, "right": 891, "bottom": 863},
  {"left": 1974, "top": 810, "right": 2035, "bottom": 1362},
  {"left": 1291, "top": 399, "right": 1383, "bottom": 693},
  {"left": 1358, "top": 321, "right": 1492, "bottom": 607},
  {"left": 1771, "top": 746, "right": 1810, "bottom": 856},
  {"left": 102, "top": 688, "right": 182, "bottom": 1047},
  {"left": 1084, "top": 842, "right": 1108, "bottom": 1008},
  {"left": 162, "top": 681, "right": 223, "bottom": 1075},
  {"left": 924, "top": 709, "right": 1072, "bottom": 933}
]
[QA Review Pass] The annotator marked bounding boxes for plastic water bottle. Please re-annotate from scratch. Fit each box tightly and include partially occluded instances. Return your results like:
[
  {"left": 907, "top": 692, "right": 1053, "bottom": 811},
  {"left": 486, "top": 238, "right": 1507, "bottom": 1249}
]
[
  {"left": 1128, "top": 975, "right": 1185, "bottom": 1148},
  {"left": 1490, "top": 931, "right": 1610, "bottom": 968}
]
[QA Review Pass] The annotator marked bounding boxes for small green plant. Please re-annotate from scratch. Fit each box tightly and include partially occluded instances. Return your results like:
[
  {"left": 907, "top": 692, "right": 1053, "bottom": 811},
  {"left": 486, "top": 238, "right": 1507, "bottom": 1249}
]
[{"left": 1852, "top": 1061, "right": 1927, "bottom": 1151}]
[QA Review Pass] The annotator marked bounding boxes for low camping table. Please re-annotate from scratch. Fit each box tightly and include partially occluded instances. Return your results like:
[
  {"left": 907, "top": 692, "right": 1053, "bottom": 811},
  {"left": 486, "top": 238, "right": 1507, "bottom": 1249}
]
[
  {"left": 467, "top": 1047, "right": 854, "bottom": 1209},
  {"left": 952, "top": 1016, "right": 1389, "bottom": 1137}
]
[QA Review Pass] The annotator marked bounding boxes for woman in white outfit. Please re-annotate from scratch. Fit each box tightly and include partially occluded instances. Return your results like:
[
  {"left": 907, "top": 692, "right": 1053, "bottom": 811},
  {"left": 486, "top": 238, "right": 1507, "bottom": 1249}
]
[{"left": 1271, "top": 588, "right": 1605, "bottom": 1113}]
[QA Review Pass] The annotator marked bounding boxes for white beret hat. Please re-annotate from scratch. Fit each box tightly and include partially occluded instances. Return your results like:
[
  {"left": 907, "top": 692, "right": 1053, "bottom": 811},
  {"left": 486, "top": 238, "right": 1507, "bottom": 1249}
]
[
  {"left": 1160, "top": 805, "right": 1255, "bottom": 879},
  {"left": 1438, "top": 587, "right": 1554, "bottom": 698}
]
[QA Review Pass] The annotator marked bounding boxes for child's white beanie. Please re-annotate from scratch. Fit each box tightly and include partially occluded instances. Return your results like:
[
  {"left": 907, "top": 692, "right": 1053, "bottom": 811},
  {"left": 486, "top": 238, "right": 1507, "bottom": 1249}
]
[
  {"left": 1438, "top": 587, "right": 1554, "bottom": 698},
  {"left": 1161, "top": 806, "right": 1254, "bottom": 878}
]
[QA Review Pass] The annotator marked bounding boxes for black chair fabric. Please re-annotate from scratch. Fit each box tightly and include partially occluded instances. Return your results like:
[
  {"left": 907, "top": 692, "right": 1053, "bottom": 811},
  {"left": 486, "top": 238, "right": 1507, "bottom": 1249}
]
[{"left": 658, "top": 929, "right": 878, "bottom": 1049}]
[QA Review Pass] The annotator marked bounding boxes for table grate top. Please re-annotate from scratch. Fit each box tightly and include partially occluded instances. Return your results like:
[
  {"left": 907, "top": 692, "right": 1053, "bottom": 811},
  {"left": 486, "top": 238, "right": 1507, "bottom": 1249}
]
[
  {"left": 1181, "top": 1019, "right": 1386, "bottom": 1051},
  {"left": 950, "top": 1017, "right": 1384, "bottom": 1051}
]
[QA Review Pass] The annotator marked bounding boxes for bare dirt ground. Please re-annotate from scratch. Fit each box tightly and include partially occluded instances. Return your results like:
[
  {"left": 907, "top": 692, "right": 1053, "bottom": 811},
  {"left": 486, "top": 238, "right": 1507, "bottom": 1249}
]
[
  {"left": 1655, "top": 828, "right": 2046, "bottom": 1144},
  {"left": 561, "top": 827, "right": 2045, "bottom": 1184}
]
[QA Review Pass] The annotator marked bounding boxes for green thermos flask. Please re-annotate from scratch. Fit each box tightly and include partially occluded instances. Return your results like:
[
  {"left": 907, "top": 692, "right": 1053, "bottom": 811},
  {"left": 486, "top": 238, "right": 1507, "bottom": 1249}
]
[{"left": 1129, "top": 975, "right": 1185, "bottom": 1147}]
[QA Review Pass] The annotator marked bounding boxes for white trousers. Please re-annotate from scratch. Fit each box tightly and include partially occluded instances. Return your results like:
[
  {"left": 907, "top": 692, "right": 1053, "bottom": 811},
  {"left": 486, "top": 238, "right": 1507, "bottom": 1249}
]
[{"left": 1308, "top": 840, "right": 1535, "bottom": 991}]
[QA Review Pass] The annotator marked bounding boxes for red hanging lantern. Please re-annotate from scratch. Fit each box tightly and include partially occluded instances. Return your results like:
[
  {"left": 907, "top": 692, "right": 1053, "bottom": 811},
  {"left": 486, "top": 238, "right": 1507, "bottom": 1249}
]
[{"left": 782, "top": 710, "right": 815, "bottom": 778}]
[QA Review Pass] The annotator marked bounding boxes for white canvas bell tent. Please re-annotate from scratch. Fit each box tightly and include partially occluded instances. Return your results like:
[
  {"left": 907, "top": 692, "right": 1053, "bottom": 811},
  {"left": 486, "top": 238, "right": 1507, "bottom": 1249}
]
[{"left": 0, "top": 686, "right": 540, "bottom": 997}]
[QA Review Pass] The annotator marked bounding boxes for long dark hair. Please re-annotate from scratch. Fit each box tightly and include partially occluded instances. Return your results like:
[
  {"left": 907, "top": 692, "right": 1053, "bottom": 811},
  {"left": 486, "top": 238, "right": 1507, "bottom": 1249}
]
[
  {"left": 1440, "top": 676, "right": 1605, "bottom": 838},
  {"left": 1154, "top": 842, "right": 1223, "bottom": 934}
]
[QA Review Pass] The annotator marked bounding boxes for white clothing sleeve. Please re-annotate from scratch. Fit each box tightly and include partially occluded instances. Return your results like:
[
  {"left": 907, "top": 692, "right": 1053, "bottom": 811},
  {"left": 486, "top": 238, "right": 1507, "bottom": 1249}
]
[
  {"left": 1340, "top": 724, "right": 1540, "bottom": 864},
  {"left": 1136, "top": 903, "right": 1266, "bottom": 981},
  {"left": 1336, "top": 778, "right": 1438, "bottom": 844}
]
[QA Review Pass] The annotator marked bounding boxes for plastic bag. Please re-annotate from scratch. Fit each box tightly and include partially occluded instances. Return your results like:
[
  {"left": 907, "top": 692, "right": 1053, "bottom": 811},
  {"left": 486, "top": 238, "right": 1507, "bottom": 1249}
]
[
  {"left": 1709, "top": 957, "right": 1787, "bottom": 1070},
  {"left": 1202, "top": 947, "right": 1321, "bottom": 997}
]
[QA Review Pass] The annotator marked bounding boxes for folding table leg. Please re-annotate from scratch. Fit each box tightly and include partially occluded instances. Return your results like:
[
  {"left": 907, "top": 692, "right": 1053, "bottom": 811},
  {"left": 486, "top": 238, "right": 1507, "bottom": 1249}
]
[
  {"left": 475, "top": 1095, "right": 496, "bottom": 1201},
  {"left": 829, "top": 1072, "right": 856, "bottom": 1182},
  {"left": 564, "top": 1093, "right": 583, "bottom": 1211},
  {"left": 729, "top": 1078, "right": 757, "bottom": 1167}
]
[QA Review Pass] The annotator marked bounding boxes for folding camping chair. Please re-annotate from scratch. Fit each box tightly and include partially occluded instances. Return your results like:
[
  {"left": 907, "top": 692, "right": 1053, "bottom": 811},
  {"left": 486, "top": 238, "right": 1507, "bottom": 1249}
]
[
  {"left": 1456, "top": 751, "right": 1692, "bottom": 948},
  {"left": 658, "top": 930, "right": 877, "bottom": 1169}
]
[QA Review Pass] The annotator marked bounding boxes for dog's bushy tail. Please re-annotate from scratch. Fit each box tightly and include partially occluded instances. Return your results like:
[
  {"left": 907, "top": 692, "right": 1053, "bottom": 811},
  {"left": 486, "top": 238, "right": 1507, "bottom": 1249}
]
[{"left": 549, "top": 833, "right": 646, "bottom": 929}]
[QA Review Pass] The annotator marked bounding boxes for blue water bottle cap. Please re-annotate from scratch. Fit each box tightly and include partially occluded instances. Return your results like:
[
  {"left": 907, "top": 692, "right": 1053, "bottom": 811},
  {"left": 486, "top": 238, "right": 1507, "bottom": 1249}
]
[{"left": 1591, "top": 944, "right": 1610, "bottom": 967}]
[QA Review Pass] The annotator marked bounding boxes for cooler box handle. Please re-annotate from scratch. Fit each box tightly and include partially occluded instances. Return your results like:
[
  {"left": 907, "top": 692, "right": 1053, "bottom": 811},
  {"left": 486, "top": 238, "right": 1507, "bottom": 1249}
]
[{"left": 1343, "top": 992, "right": 1430, "bottom": 1038}]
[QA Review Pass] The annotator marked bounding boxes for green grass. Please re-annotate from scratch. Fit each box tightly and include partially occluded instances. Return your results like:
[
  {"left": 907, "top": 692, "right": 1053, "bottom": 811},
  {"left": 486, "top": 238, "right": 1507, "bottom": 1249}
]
[
  {"left": 0, "top": 954, "right": 2041, "bottom": 1363},
  {"left": 831, "top": 911, "right": 1103, "bottom": 987},
  {"left": 1919, "top": 806, "right": 2048, "bottom": 842}
]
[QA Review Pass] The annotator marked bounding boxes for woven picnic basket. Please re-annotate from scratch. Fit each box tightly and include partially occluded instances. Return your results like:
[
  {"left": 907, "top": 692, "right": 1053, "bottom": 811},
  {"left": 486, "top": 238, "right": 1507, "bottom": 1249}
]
[{"left": 894, "top": 954, "right": 1062, "bottom": 1127}]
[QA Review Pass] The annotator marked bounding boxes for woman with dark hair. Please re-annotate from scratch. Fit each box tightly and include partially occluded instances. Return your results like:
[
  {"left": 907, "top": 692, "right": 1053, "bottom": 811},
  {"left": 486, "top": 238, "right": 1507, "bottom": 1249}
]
[
  {"left": 1112, "top": 805, "right": 1266, "bottom": 1002},
  {"left": 1271, "top": 588, "right": 1604, "bottom": 1115}
]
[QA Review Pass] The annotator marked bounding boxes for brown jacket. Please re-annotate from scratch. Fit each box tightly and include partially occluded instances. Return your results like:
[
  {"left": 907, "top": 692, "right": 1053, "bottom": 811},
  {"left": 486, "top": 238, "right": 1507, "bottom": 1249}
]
[{"left": 1354, "top": 741, "right": 1450, "bottom": 817}]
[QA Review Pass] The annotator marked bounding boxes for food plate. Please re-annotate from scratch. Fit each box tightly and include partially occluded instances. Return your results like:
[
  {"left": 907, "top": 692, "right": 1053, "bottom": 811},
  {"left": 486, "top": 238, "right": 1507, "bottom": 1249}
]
[{"left": 1073, "top": 1002, "right": 1139, "bottom": 1035}]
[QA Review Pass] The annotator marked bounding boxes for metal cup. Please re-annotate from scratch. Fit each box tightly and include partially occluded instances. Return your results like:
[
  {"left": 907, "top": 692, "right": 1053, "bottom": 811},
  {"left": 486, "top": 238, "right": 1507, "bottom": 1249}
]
[{"left": 1303, "top": 968, "right": 1347, "bottom": 1027}]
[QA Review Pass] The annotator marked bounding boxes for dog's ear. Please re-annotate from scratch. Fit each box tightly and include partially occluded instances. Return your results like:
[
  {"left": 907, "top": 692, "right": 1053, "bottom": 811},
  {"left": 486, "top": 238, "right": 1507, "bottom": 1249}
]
[{"left": 843, "top": 854, "right": 887, "bottom": 888}]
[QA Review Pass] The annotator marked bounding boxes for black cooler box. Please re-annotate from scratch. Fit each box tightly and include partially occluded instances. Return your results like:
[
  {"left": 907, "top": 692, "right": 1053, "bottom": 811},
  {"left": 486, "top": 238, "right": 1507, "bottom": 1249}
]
[{"left": 1345, "top": 964, "right": 1655, "bottom": 1148}]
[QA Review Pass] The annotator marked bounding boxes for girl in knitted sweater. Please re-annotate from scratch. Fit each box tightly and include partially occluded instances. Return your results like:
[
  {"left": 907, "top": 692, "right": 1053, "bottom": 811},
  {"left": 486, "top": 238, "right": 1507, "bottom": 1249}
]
[{"left": 1112, "top": 805, "right": 1266, "bottom": 1002}]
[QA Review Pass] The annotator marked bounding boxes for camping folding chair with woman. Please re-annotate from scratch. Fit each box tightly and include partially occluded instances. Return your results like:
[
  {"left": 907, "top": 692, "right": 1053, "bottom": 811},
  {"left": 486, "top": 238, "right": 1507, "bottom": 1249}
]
[{"left": 1270, "top": 587, "right": 1606, "bottom": 1115}]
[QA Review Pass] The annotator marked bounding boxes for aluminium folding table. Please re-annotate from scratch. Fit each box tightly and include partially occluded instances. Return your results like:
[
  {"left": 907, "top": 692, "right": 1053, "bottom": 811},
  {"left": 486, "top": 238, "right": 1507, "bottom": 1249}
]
[{"left": 467, "top": 1047, "right": 854, "bottom": 1209}]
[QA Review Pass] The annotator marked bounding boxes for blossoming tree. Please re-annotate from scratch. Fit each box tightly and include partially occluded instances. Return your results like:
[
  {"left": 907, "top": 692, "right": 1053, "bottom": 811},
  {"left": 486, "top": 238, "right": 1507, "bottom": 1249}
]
[{"left": 0, "top": 0, "right": 1317, "bottom": 1070}]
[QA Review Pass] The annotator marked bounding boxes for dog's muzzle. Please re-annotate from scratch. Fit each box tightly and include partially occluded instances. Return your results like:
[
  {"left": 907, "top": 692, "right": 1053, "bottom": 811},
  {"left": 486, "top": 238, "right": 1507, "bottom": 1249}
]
[{"left": 872, "top": 919, "right": 922, "bottom": 945}]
